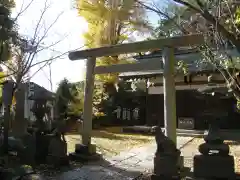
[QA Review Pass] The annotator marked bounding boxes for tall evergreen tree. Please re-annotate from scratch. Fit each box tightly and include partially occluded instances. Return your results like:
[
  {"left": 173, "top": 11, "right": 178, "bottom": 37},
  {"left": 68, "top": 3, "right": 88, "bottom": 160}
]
[{"left": 0, "top": 0, "right": 17, "bottom": 62}]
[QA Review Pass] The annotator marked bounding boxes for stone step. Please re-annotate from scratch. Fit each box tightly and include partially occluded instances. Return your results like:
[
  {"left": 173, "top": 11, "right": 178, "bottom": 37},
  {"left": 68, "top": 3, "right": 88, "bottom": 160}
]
[
  {"left": 177, "top": 133, "right": 204, "bottom": 138},
  {"left": 176, "top": 129, "right": 204, "bottom": 134}
]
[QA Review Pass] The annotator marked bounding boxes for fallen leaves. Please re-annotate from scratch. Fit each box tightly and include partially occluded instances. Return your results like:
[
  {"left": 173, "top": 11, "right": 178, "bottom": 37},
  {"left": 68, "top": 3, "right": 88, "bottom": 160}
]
[{"left": 66, "top": 128, "right": 154, "bottom": 158}]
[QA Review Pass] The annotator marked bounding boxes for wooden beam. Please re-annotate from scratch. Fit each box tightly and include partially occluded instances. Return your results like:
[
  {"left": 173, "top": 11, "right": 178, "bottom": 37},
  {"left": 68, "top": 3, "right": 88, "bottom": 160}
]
[
  {"left": 94, "top": 47, "right": 240, "bottom": 75},
  {"left": 69, "top": 34, "right": 204, "bottom": 60},
  {"left": 94, "top": 50, "right": 202, "bottom": 74},
  {"left": 94, "top": 61, "right": 164, "bottom": 74}
]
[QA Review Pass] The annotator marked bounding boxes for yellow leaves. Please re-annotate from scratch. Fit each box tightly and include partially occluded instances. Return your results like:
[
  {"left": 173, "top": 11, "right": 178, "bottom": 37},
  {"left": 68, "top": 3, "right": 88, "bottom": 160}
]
[
  {"left": 95, "top": 56, "right": 119, "bottom": 83},
  {"left": 235, "top": 7, "right": 240, "bottom": 25},
  {"left": 96, "top": 56, "right": 118, "bottom": 66},
  {"left": 94, "top": 111, "right": 105, "bottom": 117},
  {"left": 12, "top": 95, "right": 16, "bottom": 105},
  {"left": 78, "top": 0, "right": 108, "bottom": 19},
  {"left": 0, "top": 71, "right": 5, "bottom": 81},
  {"left": 177, "top": 60, "right": 188, "bottom": 75},
  {"left": 76, "top": 0, "right": 149, "bottom": 83}
]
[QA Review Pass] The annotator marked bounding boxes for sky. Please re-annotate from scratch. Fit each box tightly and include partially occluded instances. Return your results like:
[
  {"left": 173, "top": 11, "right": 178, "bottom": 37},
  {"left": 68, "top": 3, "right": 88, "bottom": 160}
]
[
  {"left": 13, "top": 0, "right": 88, "bottom": 91},
  {"left": 13, "top": 0, "right": 166, "bottom": 91}
]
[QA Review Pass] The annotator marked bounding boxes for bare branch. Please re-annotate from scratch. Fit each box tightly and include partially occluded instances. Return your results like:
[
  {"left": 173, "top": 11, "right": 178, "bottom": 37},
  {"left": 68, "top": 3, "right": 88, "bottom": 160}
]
[
  {"left": 13, "top": 0, "right": 35, "bottom": 22},
  {"left": 36, "top": 33, "right": 69, "bottom": 53},
  {"left": 171, "top": 0, "right": 240, "bottom": 52},
  {"left": 30, "top": 44, "right": 87, "bottom": 69},
  {"left": 172, "top": 0, "right": 202, "bottom": 13},
  {"left": 135, "top": 1, "right": 188, "bottom": 34}
]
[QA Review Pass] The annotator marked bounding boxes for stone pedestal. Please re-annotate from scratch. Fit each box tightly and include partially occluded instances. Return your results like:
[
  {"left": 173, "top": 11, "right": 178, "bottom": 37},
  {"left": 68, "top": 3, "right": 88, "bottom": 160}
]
[
  {"left": 47, "top": 136, "right": 69, "bottom": 167},
  {"left": 19, "top": 133, "right": 36, "bottom": 166},
  {"left": 35, "top": 132, "right": 54, "bottom": 164},
  {"left": 151, "top": 155, "right": 184, "bottom": 179},
  {"left": 194, "top": 154, "right": 235, "bottom": 179},
  {"left": 154, "top": 155, "right": 180, "bottom": 176},
  {"left": 69, "top": 143, "right": 102, "bottom": 162},
  {"left": 193, "top": 119, "right": 235, "bottom": 179}
]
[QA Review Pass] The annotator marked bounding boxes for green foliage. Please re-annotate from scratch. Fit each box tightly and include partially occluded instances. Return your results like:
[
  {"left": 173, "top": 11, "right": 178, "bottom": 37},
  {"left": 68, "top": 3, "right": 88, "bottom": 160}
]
[
  {"left": 0, "top": 1, "right": 18, "bottom": 62},
  {"left": 67, "top": 81, "right": 84, "bottom": 116},
  {"left": 92, "top": 83, "right": 107, "bottom": 115},
  {"left": 150, "top": 0, "right": 240, "bottom": 108},
  {"left": 235, "top": 7, "right": 240, "bottom": 25},
  {"left": 55, "top": 78, "right": 83, "bottom": 118}
]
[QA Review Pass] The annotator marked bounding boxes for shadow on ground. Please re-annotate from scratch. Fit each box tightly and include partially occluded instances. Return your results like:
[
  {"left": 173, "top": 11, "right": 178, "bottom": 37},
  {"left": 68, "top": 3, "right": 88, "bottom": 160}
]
[
  {"left": 66, "top": 130, "right": 153, "bottom": 142},
  {"left": 56, "top": 158, "right": 147, "bottom": 180}
]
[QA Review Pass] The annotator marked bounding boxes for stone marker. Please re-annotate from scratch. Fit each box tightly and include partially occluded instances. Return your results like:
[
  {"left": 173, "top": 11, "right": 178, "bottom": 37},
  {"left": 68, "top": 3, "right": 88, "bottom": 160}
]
[
  {"left": 19, "top": 133, "right": 36, "bottom": 166},
  {"left": 35, "top": 130, "right": 52, "bottom": 164},
  {"left": 194, "top": 120, "right": 235, "bottom": 179}
]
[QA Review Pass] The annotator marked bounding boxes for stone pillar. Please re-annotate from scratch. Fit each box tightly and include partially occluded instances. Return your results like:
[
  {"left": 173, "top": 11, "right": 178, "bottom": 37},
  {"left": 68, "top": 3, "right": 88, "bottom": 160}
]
[
  {"left": 162, "top": 47, "right": 177, "bottom": 144},
  {"left": 2, "top": 80, "right": 15, "bottom": 154},
  {"left": 82, "top": 57, "right": 96, "bottom": 146}
]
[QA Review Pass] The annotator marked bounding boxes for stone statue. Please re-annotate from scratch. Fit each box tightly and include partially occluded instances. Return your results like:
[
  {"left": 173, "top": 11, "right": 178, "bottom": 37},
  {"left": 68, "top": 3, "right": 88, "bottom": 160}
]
[
  {"left": 154, "top": 126, "right": 180, "bottom": 158},
  {"left": 152, "top": 126, "right": 181, "bottom": 179}
]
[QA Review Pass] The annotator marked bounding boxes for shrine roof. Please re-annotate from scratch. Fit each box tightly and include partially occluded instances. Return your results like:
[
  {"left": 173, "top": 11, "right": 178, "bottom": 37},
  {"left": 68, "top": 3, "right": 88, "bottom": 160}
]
[
  {"left": 27, "top": 82, "right": 55, "bottom": 100},
  {"left": 119, "top": 47, "right": 239, "bottom": 80}
]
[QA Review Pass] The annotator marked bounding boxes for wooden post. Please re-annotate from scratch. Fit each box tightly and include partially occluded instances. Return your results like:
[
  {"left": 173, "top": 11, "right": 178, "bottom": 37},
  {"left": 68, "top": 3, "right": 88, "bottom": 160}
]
[
  {"left": 82, "top": 57, "right": 96, "bottom": 146},
  {"left": 162, "top": 47, "right": 177, "bottom": 144}
]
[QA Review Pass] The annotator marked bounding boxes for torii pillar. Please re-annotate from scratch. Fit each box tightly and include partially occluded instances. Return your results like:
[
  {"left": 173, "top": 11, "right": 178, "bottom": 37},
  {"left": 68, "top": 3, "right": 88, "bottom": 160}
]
[
  {"left": 81, "top": 57, "right": 96, "bottom": 146},
  {"left": 162, "top": 47, "right": 176, "bottom": 144}
]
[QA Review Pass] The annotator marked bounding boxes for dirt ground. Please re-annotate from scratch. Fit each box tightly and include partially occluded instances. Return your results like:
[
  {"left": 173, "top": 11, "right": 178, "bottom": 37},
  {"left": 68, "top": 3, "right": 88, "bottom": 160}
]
[{"left": 65, "top": 128, "right": 154, "bottom": 158}]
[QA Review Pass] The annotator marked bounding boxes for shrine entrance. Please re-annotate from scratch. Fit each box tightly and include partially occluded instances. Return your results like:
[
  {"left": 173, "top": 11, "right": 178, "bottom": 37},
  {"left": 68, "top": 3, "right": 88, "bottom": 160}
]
[{"left": 68, "top": 34, "right": 204, "bottom": 151}]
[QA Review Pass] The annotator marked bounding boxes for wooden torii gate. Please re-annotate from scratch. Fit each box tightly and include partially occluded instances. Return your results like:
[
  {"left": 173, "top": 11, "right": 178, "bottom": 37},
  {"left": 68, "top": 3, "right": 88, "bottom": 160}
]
[{"left": 68, "top": 34, "right": 204, "bottom": 150}]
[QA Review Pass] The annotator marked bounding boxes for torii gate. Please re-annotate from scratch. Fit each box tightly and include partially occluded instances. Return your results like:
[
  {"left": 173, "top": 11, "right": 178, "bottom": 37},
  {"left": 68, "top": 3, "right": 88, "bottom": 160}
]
[{"left": 68, "top": 34, "right": 204, "bottom": 150}]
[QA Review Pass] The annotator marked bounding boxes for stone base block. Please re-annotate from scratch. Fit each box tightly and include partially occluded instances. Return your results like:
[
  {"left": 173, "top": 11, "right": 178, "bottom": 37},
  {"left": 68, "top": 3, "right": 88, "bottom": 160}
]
[
  {"left": 178, "top": 155, "right": 184, "bottom": 169},
  {"left": 193, "top": 154, "right": 235, "bottom": 179},
  {"left": 47, "top": 155, "right": 69, "bottom": 167},
  {"left": 70, "top": 143, "right": 101, "bottom": 162},
  {"left": 69, "top": 152, "right": 102, "bottom": 162},
  {"left": 151, "top": 174, "right": 180, "bottom": 180},
  {"left": 75, "top": 143, "right": 97, "bottom": 155},
  {"left": 154, "top": 155, "right": 180, "bottom": 177}
]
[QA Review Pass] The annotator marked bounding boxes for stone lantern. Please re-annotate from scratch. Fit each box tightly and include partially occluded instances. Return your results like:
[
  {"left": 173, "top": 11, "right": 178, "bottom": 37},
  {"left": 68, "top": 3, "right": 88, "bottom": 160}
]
[{"left": 194, "top": 85, "right": 235, "bottom": 179}]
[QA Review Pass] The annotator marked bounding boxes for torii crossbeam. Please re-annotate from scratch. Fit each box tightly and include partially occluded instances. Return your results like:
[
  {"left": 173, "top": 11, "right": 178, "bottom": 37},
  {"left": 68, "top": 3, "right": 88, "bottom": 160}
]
[{"left": 68, "top": 34, "right": 204, "bottom": 151}]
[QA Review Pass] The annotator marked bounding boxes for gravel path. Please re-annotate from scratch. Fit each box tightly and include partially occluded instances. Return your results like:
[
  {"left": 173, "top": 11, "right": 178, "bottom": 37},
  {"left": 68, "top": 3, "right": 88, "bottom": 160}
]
[
  {"left": 38, "top": 136, "right": 240, "bottom": 179},
  {"left": 50, "top": 136, "right": 193, "bottom": 180}
]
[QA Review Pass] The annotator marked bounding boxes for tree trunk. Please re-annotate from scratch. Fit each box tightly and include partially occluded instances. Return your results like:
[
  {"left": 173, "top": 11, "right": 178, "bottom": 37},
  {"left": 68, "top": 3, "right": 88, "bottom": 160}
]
[
  {"left": 12, "top": 83, "right": 28, "bottom": 137},
  {"left": 104, "top": 82, "right": 117, "bottom": 95}
]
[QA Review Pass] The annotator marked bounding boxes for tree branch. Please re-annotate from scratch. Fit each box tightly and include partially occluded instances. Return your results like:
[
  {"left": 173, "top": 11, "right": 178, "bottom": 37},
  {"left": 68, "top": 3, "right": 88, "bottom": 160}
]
[{"left": 171, "top": 0, "right": 240, "bottom": 52}]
